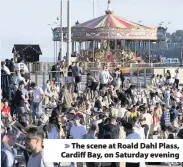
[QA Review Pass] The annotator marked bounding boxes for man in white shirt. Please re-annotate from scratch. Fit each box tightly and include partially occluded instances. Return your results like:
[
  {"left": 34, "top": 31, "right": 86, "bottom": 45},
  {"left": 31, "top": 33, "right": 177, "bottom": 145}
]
[
  {"left": 31, "top": 82, "right": 44, "bottom": 124},
  {"left": 15, "top": 59, "right": 29, "bottom": 73},
  {"left": 133, "top": 118, "right": 145, "bottom": 139},
  {"left": 117, "top": 105, "right": 127, "bottom": 119},
  {"left": 70, "top": 116, "right": 86, "bottom": 139},
  {"left": 174, "top": 69, "right": 179, "bottom": 89},
  {"left": 1, "top": 61, "right": 11, "bottom": 75},
  {"left": 174, "top": 89, "right": 181, "bottom": 103},
  {"left": 99, "top": 66, "right": 113, "bottom": 91},
  {"left": 139, "top": 108, "right": 153, "bottom": 139}
]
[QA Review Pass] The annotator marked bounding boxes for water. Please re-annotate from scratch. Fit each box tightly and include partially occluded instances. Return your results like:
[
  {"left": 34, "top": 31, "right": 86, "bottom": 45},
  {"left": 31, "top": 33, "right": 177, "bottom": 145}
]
[{"left": 40, "top": 57, "right": 54, "bottom": 62}]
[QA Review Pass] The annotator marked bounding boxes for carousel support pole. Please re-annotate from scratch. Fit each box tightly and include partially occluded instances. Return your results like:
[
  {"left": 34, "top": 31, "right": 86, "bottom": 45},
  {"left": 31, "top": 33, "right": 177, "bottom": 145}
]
[
  {"left": 56, "top": 41, "right": 58, "bottom": 62},
  {"left": 74, "top": 41, "right": 77, "bottom": 53},
  {"left": 79, "top": 42, "right": 81, "bottom": 54},
  {"left": 93, "top": 40, "right": 95, "bottom": 62},
  {"left": 130, "top": 63, "right": 133, "bottom": 83},
  {"left": 115, "top": 39, "right": 117, "bottom": 49},
  {"left": 144, "top": 68, "right": 147, "bottom": 87},
  {"left": 108, "top": 40, "right": 111, "bottom": 66},
  {"left": 135, "top": 41, "right": 137, "bottom": 55},
  {"left": 72, "top": 41, "right": 74, "bottom": 56},
  {"left": 54, "top": 41, "right": 56, "bottom": 63},
  {"left": 149, "top": 40, "right": 151, "bottom": 64},
  {"left": 137, "top": 68, "right": 140, "bottom": 90}
]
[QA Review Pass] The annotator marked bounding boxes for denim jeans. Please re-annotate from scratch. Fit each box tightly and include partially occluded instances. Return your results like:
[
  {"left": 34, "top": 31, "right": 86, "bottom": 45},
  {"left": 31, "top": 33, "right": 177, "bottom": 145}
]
[{"left": 31, "top": 101, "right": 42, "bottom": 121}]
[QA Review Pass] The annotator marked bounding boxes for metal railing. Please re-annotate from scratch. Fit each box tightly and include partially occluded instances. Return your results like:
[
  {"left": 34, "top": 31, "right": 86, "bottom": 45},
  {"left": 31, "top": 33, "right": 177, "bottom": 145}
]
[{"left": 25, "top": 61, "right": 182, "bottom": 73}]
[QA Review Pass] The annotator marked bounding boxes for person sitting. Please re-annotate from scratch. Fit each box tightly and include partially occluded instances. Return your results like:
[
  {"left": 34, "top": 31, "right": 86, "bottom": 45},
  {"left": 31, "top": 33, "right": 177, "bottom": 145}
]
[{"left": 1, "top": 99, "right": 11, "bottom": 118}]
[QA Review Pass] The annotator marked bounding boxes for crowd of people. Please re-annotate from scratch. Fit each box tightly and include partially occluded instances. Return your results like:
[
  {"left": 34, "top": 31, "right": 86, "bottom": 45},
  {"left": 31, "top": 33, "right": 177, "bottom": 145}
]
[{"left": 1, "top": 58, "right": 183, "bottom": 167}]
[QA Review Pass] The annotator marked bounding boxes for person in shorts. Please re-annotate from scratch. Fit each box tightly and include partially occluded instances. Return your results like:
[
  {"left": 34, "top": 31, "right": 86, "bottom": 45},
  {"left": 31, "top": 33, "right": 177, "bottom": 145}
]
[
  {"left": 72, "top": 62, "right": 82, "bottom": 92},
  {"left": 86, "top": 73, "right": 98, "bottom": 99}
]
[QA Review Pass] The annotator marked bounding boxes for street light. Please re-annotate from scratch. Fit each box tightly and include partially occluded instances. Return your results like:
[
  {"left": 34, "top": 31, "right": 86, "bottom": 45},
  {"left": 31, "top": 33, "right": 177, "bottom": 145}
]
[
  {"left": 60, "top": 0, "right": 63, "bottom": 61},
  {"left": 48, "top": 20, "right": 60, "bottom": 63},
  {"left": 67, "top": 0, "right": 71, "bottom": 67}
]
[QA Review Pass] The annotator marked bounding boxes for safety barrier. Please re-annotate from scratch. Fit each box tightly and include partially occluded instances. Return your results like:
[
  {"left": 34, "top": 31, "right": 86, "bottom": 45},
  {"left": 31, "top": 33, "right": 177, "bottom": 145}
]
[
  {"left": 27, "top": 64, "right": 183, "bottom": 91},
  {"left": 25, "top": 62, "right": 181, "bottom": 73}
]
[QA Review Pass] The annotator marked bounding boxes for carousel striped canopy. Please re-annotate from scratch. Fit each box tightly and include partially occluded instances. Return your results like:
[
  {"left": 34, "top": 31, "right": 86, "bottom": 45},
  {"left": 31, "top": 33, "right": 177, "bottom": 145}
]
[{"left": 79, "top": 13, "right": 150, "bottom": 29}]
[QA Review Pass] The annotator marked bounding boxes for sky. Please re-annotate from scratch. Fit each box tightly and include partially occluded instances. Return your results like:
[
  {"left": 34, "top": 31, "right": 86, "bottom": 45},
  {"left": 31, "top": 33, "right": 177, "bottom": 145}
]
[{"left": 0, "top": 0, "right": 183, "bottom": 61}]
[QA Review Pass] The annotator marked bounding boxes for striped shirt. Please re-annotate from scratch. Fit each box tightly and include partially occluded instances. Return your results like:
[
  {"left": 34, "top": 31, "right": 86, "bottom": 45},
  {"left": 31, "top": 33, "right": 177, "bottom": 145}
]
[{"left": 160, "top": 110, "right": 171, "bottom": 126}]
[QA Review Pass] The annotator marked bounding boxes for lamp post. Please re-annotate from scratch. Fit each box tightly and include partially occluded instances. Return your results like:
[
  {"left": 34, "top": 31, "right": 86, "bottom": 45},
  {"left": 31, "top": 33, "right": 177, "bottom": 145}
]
[
  {"left": 60, "top": 0, "right": 63, "bottom": 61},
  {"left": 48, "top": 22, "right": 59, "bottom": 63},
  {"left": 67, "top": 0, "right": 71, "bottom": 67}
]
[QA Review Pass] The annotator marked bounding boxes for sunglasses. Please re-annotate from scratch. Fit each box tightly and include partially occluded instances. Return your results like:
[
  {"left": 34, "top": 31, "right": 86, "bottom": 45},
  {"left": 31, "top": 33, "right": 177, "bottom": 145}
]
[{"left": 25, "top": 137, "right": 39, "bottom": 141}]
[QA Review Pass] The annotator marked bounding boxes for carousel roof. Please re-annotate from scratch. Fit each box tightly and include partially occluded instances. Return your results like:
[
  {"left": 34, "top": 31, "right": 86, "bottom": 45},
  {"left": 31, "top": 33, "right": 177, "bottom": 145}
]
[
  {"left": 79, "top": 0, "right": 150, "bottom": 29},
  {"left": 79, "top": 14, "right": 150, "bottom": 29}
]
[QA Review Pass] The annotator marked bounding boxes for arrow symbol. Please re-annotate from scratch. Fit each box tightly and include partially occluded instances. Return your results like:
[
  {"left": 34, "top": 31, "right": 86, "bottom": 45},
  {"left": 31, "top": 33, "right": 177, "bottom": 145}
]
[{"left": 65, "top": 144, "right": 70, "bottom": 148}]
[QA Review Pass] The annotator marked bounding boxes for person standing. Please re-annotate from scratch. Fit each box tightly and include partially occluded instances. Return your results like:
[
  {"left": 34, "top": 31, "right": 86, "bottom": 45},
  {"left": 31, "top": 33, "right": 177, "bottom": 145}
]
[
  {"left": 15, "top": 58, "right": 29, "bottom": 73},
  {"left": 165, "top": 70, "right": 171, "bottom": 84},
  {"left": 31, "top": 82, "right": 44, "bottom": 125},
  {"left": 25, "top": 127, "right": 54, "bottom": 167},
  {"left": 99, "top": 66, "right": 113, "bottom": 91},
  {"left": 164, "top": 87, "right": 170, "bottom": 108},
  {"left": 124, "top": 121, "right": 141, "bottom": 167},
  {"left": 86, "top": 73, "right": 98, "bottom": 99},
  {"left": 1, "top": 131, "right": 17, "bottom": 167},
  {"left": 14, "top": 81, "right": 26, "bottom": 122},
  {"left": 174, "top": 69, "right": 179, "bottom": 89},
  {"left": 160, "top": 104, "right": 171, "bottom": 139},
  {"left": 72, "top": 62, "right": 82, "bottom": 93},
  {"left": 70, "top": 116, "right": 86, "bottom": 139},
  {"left": 1, "top": 61, "right": 11, "bottom": 75},
  {"left": 67, "top": 62, "right": 75, "bottom": 93},
  {"left": 86, "top": 124, "right": 99, "bottom": 167}
]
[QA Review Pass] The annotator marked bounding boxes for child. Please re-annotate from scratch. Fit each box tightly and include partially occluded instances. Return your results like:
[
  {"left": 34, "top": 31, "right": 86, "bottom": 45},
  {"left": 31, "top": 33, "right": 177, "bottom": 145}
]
[{"left": 1, "top": 99, "right": 11, "bottom": 118}]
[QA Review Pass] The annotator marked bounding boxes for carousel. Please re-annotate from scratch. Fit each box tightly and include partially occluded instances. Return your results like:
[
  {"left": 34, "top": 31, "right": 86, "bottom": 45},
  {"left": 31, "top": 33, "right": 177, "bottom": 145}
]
[{"left": 52, "top": 0, "right": 166, "bottom": 66}]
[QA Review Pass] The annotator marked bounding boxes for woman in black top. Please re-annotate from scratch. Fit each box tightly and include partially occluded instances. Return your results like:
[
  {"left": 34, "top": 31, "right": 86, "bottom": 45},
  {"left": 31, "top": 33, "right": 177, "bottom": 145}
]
[
  {"left": 67, "top": 65, "right": 74, "bottom": 92},
  {"left": 166, "top": 70, "right": 171, "bottom": 84}
]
